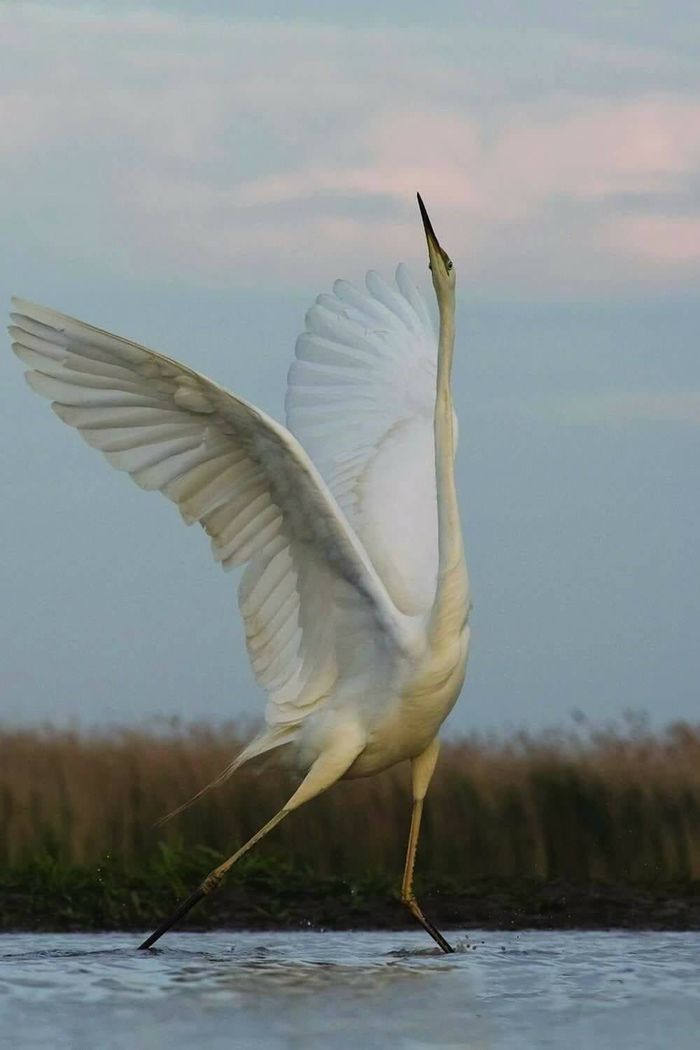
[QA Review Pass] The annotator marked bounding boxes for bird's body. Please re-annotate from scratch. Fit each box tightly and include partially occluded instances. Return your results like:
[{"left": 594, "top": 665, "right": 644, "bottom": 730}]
[
  {"left": 9, "top": 196, "right": 470, "bottom": 951},
  {"left": 297, "top": 615, "right": 469, "bottom": 781}
]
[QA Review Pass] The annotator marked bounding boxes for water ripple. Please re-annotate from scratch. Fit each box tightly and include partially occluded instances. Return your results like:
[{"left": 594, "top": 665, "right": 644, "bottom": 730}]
[{"left": 1, "top": 930, "right": 699, "bottom": 1049}]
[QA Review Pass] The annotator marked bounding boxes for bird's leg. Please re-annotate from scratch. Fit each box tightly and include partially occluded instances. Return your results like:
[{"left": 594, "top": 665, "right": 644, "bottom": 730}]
[
  {"left": 139, "top": 724, "right": 366, "bottom": 950},
  {"left": 138, "top": 807, "right": 289, "bottom": 949},
  {"left": 400, "top": 738, "right": 454, "bottom": 954}
]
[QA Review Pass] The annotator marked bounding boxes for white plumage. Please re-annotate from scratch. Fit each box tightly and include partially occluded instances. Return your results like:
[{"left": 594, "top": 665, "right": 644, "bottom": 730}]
[
  {"left": 287, "top": 265, "right": 441, "bottom": 616},
  {"left": 9, "top": 197, "right": 470, "bottom": 952}
]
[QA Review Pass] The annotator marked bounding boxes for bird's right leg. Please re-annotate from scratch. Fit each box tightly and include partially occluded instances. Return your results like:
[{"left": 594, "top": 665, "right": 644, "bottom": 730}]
[
  {"left": 400, "top": 737, "right": 454, "bottom": 953},
  {"left": 138, "top": 724, "right": 365, "bottom": 949}
]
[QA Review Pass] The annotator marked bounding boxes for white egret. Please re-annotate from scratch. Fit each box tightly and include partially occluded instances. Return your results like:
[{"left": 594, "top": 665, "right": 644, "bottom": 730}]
[{"left": 9, "top": 195, "right": 470, "bottom": 952}]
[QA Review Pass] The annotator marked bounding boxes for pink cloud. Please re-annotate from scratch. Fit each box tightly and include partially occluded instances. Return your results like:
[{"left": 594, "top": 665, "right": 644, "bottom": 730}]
[
  {"left": 492, "top": 98, "right": 700, "bottom": 203},
  {"left": 236, "top": 97, "right": 700, "bottom": 223},
  {"left": 115, "top": 94, "right": 700, "bottom": 289},
  {"left": 2, "top": 6, "right": 700, "bottom": 293},
  {"left": 601, "top": 215, "right": 700, "bottom": 265}
]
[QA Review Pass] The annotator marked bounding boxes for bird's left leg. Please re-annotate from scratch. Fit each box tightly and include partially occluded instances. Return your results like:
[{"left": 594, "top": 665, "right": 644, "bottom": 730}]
[
  {"left": 138, "top": 723, "right": 365, "bottom": 949},
  {"left": 401, "top": 737, "right": 454, "bottom": 953}
]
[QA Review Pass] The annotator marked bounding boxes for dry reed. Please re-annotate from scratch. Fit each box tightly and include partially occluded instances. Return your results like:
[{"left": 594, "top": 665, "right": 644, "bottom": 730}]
[{"left": 2, "top": 720, "right": 700, "bottom": 882}]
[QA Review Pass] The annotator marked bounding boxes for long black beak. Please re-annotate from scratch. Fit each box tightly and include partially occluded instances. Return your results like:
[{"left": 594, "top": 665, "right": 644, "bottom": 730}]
[
  {"left": 417, "top": 193, "right": 438, "bottom": 244},
  {"left": 417, "top": 192, "right": 445, "bottom": 267}
]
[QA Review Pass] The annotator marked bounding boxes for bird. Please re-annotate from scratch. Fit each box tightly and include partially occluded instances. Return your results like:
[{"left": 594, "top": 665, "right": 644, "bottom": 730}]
[{"left": 8, "top": 194, "right": 470, "bottom": 953}]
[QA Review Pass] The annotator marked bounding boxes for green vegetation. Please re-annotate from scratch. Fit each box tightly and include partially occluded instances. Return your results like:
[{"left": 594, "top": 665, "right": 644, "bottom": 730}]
[{"left": 2, "top": 720, "right": 700, "bottom": 930}]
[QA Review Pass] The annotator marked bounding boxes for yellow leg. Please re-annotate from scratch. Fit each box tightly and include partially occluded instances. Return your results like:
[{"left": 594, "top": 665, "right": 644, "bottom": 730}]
[
  {"left": 400, "top": 738, "right": 454, "bottom": 954},
  {"left": 139, "top": 723, "right": 365, "bottom": 950}
]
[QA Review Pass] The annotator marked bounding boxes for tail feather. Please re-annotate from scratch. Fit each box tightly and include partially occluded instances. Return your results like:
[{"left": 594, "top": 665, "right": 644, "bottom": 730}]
[{"left": 156, "top": 725, "right": 297, "bottom": 825}]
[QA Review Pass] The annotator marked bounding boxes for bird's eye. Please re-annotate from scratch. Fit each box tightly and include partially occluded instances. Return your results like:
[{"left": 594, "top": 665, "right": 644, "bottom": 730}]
[{"left": 446, "top": 259, "right": 453, "bottom": 272}]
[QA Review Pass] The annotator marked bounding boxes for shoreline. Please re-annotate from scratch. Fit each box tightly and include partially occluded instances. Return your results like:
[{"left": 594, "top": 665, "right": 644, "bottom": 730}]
[{"left": 5, "top": 878, "right": 700, "bottom": 933}]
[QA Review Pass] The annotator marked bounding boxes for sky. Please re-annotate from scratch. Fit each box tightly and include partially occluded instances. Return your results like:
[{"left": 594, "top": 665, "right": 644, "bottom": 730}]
[{"left": 0, "top": 2, "right": 698, "bottom": 735}]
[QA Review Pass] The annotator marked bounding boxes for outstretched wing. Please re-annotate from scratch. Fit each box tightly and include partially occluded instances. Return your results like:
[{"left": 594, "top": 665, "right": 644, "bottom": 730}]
[
  {"left": 9, "top": 298, "right": 412, "bottom": 750},
  {"left": 286, "top": 264, "right": 440, "bottom": 617}
]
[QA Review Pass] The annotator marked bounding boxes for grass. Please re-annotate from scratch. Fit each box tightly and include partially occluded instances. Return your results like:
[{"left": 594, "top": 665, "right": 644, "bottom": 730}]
[{"left": 2, "top": 719, "right": 700, "bottom": 930}]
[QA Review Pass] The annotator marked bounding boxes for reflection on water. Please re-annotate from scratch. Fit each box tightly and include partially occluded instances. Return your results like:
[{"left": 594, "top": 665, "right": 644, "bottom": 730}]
[{"left": 1, "top": 930, "right": 699, "bottom": 1049}]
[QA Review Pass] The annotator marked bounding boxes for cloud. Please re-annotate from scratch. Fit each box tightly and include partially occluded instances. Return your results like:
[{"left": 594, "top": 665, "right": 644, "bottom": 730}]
[
  {"left": 1, "top": 5, "right": 700, "bottom": 294},
  {"left": 601, "top": 215, "right": 700, "bottom": 266}
]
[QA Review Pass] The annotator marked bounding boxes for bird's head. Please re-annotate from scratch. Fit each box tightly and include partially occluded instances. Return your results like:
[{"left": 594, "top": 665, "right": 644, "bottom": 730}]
[{"left": 417, "top": 193, "right": 455, "bottom": 304}]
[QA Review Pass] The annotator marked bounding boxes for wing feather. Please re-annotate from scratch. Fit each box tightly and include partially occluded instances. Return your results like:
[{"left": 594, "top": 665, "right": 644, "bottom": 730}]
[
  {"left": 286, "top": 264, "right": 440, "bottom": 616},
  {"left": 10, "top": 298, "right": 411, "bottom": 744}
]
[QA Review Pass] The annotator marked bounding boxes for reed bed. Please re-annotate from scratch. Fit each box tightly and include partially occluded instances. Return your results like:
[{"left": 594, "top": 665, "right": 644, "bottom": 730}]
[{"left": 2, "top": 719, "right": 700, "bottom": 885}]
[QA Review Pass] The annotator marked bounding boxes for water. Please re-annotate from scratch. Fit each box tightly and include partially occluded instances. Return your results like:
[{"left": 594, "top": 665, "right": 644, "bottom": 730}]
[{"left": 2, "top": 930, "right": 699, "bottom": 1049}]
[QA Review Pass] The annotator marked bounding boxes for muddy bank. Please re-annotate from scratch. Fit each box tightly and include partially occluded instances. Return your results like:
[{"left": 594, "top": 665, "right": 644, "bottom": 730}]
[
  {"left": 3, "top": 862, "right": 699, "bottom": 933},
  {"left": 165, "top": 880, "right": 700, "bottom": 933}
]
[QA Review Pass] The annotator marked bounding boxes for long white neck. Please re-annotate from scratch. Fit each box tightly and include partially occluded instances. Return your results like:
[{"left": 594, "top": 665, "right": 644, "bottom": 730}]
[{"left": 428, "top": 288, "right": 469, "bottom": 645}]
